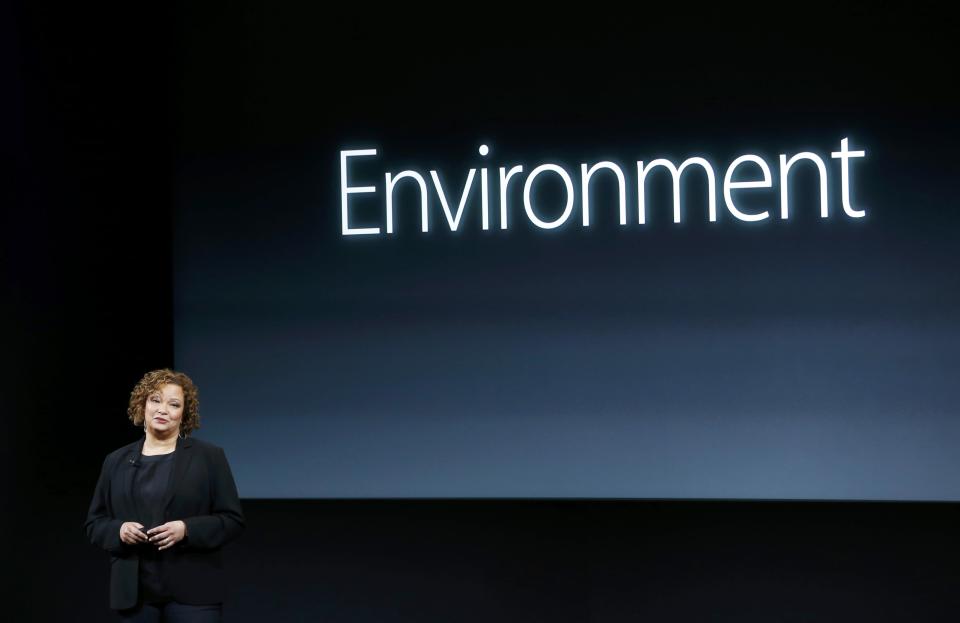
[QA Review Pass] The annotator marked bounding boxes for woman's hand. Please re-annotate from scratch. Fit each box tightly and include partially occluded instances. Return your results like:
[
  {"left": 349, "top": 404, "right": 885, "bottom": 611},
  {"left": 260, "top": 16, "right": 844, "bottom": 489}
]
[
  {"left": 147, "top": 520, "right": 188, "bottom": 551},
  {"left": 119, "top": 522, "right": 148, "bottom": 545}
]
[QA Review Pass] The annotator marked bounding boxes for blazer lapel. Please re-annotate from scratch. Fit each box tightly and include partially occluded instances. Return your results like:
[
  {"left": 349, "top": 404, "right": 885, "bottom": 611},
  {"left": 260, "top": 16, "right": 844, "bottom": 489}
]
[
  {"left": 161, "top": 435, "right": 194, "bottom": 513},
  {"left": 120, "top": 436, "right": 146, "bottom": 520}
]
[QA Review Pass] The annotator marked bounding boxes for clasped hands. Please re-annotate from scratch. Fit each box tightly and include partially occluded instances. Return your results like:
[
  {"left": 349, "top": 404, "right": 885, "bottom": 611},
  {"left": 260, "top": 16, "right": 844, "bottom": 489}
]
[{"left": 120, "top": 520, "right": 187, "bottom": 550}]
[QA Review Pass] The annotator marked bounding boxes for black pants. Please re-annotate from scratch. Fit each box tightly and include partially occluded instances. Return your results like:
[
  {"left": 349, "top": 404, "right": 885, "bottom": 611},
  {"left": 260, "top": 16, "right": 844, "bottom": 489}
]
[{"left": 118, "top": 601, "right": 222, "bottom": 622}]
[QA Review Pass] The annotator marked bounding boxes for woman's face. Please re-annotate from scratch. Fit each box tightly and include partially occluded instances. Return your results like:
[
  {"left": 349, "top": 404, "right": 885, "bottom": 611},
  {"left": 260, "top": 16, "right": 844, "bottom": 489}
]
[{"left": 144, "top": 383, "right": 184, "bottom": 437}]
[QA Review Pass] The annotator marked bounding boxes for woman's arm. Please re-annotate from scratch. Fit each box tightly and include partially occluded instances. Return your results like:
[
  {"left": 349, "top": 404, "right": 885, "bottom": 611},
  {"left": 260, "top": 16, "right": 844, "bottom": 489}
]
[
  {"left": 182, "top": 447, "right": 246, "bottom": 550},
  {"left": 84, "top": 454, "right": 126, "bottom": 554}
]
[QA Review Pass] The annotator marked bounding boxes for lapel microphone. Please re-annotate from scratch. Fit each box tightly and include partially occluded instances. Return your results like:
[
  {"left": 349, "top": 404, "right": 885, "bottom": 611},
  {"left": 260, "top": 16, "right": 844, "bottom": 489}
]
[{"left": 129, "top": 457, "right": 141, "bottom": 468}]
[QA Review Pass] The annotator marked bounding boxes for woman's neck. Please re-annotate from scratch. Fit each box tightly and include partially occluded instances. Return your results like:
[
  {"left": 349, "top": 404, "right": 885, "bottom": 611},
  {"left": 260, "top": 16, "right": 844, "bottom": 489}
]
[{"left": 144, "top": 428, "right": 178, "bottom": 454}]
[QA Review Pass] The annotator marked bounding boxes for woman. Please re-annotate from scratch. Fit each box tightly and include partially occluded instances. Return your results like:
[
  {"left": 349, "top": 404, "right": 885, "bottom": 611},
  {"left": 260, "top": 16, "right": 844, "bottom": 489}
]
[{"left": 86, "top": 369, "right": 245, "bottom": 621}]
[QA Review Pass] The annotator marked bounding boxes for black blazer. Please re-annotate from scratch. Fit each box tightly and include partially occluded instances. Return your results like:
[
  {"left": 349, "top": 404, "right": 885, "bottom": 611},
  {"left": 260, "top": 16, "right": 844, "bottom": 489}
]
[{"left": 85, "top": 435, "right": 245, "bottom": 610}]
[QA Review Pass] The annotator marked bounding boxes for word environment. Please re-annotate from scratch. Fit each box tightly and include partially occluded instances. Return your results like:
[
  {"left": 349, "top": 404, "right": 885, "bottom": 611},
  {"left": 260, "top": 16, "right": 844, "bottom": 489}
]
[{"left": 339, "top": 139, "right": 866, "bottom": 236}]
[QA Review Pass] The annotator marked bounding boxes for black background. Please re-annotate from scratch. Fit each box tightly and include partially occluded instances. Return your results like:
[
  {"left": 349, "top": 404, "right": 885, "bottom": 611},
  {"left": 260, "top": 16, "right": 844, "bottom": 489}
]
[{"left": 12, "top": 3, "right": 960, "bottom": 620}]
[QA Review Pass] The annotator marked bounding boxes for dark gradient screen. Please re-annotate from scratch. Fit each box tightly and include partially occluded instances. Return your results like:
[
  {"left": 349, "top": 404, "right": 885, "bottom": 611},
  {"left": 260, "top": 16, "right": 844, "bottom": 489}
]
[{"left": 174, "top": 10, "right": 958, "bottom": 499}]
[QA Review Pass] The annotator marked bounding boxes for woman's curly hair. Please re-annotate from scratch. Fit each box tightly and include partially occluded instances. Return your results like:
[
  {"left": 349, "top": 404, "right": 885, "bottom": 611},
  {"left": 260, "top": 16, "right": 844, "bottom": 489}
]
[{"left": 127, "top": 369, "right": 201, "bottom": 436}]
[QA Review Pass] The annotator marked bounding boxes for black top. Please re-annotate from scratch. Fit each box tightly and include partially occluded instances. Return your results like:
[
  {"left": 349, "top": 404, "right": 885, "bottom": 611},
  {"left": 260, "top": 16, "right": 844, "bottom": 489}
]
[{"left": 134, "top": 450, "right": 176, "bottom": 604}]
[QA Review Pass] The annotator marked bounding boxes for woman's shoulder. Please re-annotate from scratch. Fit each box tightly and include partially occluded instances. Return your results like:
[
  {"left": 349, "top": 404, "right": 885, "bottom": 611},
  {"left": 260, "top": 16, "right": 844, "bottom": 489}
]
[
  {"left": 109, "top": 439, "right": 140, "bottom": 456},
  {"left": 187, "top": 436, "right": 224, "bottom": 455},
  {"left": 100, "top": 439, "right": 142, "bottom": 467},
  {"left": 187, "top": 437, "right": 235, "bottom": 468}
]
